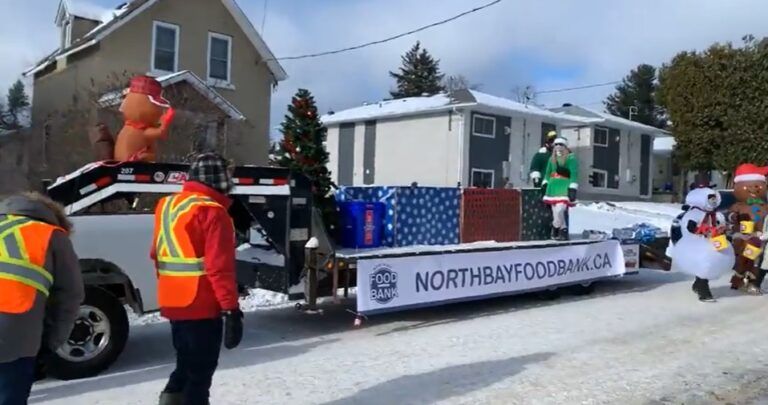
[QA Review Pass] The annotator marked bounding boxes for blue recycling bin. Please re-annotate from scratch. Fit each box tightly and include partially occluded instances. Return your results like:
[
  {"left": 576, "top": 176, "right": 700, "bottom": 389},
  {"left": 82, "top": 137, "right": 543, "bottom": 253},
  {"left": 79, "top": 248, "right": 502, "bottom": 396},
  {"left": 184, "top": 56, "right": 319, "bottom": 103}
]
[{"left": 339, "top": 201, "right": 385, "bottom": 248}]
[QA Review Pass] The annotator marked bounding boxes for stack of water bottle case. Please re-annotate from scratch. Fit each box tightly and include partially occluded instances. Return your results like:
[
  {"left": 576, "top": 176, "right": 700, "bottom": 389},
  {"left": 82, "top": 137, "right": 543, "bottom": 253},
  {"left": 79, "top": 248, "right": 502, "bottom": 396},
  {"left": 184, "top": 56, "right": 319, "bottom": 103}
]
[{"left": 334, "top": 185, "right": 562, "bottom": 249}]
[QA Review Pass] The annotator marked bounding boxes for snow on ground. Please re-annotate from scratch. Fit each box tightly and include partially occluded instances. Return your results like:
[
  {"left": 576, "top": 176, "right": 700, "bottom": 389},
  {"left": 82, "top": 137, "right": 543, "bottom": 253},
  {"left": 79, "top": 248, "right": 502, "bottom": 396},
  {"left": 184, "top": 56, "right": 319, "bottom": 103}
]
[
  {"left": 31, "top": 271, "right": 768, "bottom": 405},
  {"left": 570, "top": 201, "right": 679, "bottom": 235}
]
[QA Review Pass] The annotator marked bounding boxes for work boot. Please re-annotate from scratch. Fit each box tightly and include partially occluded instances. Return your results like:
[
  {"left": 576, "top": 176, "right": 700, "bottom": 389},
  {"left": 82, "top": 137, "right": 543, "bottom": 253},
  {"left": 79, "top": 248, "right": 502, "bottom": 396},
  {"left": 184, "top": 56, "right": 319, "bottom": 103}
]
[
  {"left": 159, "top": 392, "right": 183, "bottom": 405},
  {"left": 550, "top": 226, "right": 558, "bottom": 240},
  {"left": 692, "top": 277, "right": 715, "bottom": 302}
]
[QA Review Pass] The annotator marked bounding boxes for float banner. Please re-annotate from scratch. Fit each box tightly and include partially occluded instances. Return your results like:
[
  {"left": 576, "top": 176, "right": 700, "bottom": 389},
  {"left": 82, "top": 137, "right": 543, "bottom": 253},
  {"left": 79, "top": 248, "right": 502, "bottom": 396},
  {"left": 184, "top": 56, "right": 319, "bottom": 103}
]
[{"left": 356, "top": 240, "right": 625, "bottom": 314}]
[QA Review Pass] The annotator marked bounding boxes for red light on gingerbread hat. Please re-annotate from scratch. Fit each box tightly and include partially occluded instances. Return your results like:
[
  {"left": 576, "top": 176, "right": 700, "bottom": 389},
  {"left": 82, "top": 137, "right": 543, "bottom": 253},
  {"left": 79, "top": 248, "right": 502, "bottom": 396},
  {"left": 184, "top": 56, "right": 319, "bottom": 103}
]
[
  {"left": 734, "top": 163, "right": 768, "bottom": 183},
  {"left": 128, "top": 75, "right": 171, "bottom": 108}
]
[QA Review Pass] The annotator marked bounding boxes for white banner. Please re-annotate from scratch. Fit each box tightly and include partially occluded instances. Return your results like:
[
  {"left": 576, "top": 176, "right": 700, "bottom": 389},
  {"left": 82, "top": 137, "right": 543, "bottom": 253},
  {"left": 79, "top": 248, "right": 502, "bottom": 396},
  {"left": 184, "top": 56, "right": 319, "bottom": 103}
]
[{"left": 356, "top": 240, "right": 626, "bottom": 315}]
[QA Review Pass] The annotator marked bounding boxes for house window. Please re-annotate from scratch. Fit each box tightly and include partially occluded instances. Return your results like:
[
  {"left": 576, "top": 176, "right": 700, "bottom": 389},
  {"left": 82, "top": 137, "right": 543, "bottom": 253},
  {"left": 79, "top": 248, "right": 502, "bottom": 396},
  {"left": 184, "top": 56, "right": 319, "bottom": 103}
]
[
  {"left": 593, "top": 127, "right": 609, "bottom": 147},
  {"left": 208, "top": 32, "right": 232, "bottom": 85},
  {"left": 589, "top": 169, "right": 608, "bottom": 189},
  {"left": 472, "top": 114, "right": 495, "bottom": 138},
  {"left": 471, "top": 168, "right": 495, "bottom": 188},
  {"left": 152, "top": 21, "right": 179, "bottom": 73}
]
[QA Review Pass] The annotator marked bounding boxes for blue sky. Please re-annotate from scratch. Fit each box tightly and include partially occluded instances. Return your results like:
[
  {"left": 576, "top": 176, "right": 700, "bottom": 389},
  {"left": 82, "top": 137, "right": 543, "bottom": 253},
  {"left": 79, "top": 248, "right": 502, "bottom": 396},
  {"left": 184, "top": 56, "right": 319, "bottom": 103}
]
[{"left": 3, "top": 0, "right": 768, "bottom": 139}]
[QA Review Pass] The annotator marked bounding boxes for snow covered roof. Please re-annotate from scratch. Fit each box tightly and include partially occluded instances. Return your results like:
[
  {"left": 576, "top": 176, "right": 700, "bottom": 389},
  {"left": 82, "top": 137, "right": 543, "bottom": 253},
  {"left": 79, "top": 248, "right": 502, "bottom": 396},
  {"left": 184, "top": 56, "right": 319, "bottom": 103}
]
[
  {"left": 97, "top": 70, "right": 246, "bottom": 120},
  {"left": 321, "top": 93, "right": 458, "bottom": 125},
  {"left": 467, "top": 91, "right": 598, "bottom": 126},
  {"left": 56, "top": 0, "right": 113, "bottom": 23},
  {"left": 321, "top": 89, "right": 597, "bottom": 126},
  {"left": 26, "top": 0, "right": 287, "bottom": 82},
  {"left": 550, "top": 105, "right": 670, "bottom": 135}
]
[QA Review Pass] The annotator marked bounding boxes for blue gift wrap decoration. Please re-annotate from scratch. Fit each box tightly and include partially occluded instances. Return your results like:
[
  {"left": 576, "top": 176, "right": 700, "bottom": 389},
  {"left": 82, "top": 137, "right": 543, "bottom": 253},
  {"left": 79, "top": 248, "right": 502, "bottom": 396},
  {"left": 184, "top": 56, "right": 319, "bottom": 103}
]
[{"left": 336, "top": 186, "right": 460, "bottom": 247}]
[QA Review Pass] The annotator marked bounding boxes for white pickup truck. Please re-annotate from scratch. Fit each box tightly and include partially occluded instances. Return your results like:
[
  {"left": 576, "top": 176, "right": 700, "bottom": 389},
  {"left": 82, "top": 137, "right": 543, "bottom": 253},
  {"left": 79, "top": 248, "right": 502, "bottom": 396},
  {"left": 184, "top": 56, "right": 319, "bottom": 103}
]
[{"left": 45, "top": 161, "right": 321, "bottom": 380}]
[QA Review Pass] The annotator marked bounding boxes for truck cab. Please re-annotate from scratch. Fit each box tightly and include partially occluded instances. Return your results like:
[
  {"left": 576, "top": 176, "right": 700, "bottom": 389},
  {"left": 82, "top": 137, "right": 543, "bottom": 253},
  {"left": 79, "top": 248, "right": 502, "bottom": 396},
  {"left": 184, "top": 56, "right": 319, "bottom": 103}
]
[{"left": 45, "top": 161, "right": 327, "bottom": 379}]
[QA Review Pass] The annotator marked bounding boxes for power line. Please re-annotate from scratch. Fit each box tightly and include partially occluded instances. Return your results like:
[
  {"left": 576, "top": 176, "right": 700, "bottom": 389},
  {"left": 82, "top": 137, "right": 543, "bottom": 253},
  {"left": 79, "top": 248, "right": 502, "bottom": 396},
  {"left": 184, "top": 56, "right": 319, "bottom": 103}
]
[
  {"left": 267, "top": 0, "right": 503, "bottom": 62},
  {"left": 261, "top": 0, "right": 269, "bottom": 34},
  {"left": 534, "top": 81, "right": 620, "bottom": 95}
]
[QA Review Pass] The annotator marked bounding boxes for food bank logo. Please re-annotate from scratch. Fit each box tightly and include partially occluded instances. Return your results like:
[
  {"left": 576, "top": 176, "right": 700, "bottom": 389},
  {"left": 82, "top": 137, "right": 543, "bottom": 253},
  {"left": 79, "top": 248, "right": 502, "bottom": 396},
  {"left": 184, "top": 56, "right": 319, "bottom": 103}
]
[{"left": 370, "top": 264, "right": 398, "bottom": 305}]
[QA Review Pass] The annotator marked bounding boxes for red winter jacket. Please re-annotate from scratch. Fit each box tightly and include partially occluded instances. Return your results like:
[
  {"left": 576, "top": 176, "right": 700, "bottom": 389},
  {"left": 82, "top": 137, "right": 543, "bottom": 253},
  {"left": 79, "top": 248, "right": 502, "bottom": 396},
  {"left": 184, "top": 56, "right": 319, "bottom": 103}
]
[{"left": 150, "top": 181, "right": 239, "bottom": 320}]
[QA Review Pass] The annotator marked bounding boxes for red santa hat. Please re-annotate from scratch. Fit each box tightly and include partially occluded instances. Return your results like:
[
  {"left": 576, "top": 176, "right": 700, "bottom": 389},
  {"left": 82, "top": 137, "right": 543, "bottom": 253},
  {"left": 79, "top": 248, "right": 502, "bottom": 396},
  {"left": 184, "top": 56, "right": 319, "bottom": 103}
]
[{"left": 733, "top": 163, "right": 768, "bottom": 183}]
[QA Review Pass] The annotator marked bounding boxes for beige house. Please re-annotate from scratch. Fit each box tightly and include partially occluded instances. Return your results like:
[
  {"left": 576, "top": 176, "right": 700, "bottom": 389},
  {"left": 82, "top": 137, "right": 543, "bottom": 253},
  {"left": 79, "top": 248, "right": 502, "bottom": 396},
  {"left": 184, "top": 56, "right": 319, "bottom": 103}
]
[{"left": 23, "top": 0, "right": 287, "bottom": 183}]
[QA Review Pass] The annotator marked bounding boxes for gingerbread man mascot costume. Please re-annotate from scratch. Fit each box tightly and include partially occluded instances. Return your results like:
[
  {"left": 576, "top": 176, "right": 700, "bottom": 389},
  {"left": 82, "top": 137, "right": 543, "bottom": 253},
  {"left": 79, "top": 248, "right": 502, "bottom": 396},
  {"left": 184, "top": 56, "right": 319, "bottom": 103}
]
[
  {"left": 113, "top": 75, "right": 176, "bottom": 162},
  {"left": 727, "top": 163, "right": 768, "bottom": 294}
]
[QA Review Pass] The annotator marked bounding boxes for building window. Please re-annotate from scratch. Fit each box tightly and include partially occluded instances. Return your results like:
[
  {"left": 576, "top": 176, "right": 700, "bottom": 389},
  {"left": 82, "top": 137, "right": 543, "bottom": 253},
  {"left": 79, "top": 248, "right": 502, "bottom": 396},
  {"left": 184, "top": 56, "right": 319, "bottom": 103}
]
[
  {"left": 472, "top": 114, "right": 495, "bottom": 138},
  {"left": 471, "top": 168, "right": 495, "bottom": 188},
  {"left": 593, "top": 127, "right": 609, "bottom": 147},
  {"left": 152, "top": 21, "right": 179, "bottom": 73},
  {"left": 589, "top": 169, "right": 608, "bottom": 189},
  {"left": 208, "top": 32, "right": 232, "bottom": 85}
]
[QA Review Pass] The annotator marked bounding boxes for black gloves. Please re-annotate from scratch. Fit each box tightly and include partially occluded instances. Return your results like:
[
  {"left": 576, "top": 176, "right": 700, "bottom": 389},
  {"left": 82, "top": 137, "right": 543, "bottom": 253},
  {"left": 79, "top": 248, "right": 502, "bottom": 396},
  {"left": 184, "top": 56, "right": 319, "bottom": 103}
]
[
  {"left": 568, "top": 188, "right": 577, "bottom": 202},
  {"left": 223, "top": 309, "right": 244, "bottom": 350}
]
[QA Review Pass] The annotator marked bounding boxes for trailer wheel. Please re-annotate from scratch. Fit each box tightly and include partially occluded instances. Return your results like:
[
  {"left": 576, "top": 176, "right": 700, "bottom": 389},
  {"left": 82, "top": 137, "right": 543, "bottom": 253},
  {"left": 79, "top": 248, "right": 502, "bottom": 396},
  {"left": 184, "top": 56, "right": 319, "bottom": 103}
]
[
  {"left": 570, "top": 282, "right": 596, "bottom": 296},
  {"left": 535, "top": 288, "right": 561, "bottom": 301},
  {"left": 47, "top": 287, "right": 129, "bottom": 380}
]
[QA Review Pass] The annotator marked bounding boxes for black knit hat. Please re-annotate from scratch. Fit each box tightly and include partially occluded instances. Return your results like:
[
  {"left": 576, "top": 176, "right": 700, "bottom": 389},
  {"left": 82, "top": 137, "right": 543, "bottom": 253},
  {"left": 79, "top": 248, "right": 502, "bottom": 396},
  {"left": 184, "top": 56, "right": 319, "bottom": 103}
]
[{"left": 188, "top": 153, "right": 234, "bottom": 194}]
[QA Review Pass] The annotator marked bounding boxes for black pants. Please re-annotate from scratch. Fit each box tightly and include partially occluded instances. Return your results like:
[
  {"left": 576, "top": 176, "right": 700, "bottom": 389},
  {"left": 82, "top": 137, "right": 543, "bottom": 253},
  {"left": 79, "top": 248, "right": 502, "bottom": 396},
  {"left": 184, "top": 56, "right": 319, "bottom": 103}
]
[
  {"left": 0, "top": 357, "right": 35, "bottom": 405},
  {"left": 164, "top": 318, "right": 223, "bottom": 405}
]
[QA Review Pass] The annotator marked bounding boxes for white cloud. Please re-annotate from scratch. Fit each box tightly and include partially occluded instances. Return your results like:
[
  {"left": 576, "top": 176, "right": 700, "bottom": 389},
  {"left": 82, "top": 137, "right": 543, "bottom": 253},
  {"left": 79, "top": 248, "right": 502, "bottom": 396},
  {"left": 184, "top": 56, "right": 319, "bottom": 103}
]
[{"left": 1, "top": 0, "right": 766, "bottom": 135}]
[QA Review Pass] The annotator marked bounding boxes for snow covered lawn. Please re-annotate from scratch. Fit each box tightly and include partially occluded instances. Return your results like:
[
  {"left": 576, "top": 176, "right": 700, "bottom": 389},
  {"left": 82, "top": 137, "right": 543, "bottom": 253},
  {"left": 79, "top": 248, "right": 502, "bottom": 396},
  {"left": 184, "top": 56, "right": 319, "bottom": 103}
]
[
  {"left": 570, "top": 201, "right": 679, "bottom": 235},
  {"left": 30, "top": 270, "right": 768, "bottom": 405}
]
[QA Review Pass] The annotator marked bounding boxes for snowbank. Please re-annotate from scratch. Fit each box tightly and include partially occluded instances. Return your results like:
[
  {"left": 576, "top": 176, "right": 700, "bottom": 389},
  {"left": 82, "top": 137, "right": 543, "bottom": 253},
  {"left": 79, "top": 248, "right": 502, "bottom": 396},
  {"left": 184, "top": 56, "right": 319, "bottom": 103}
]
[
  {"left": 570, "top": 201, "right": 678, "bottom": 235},
  {"left": 129, "top": 289, "right": 293, "bottom": 325}
]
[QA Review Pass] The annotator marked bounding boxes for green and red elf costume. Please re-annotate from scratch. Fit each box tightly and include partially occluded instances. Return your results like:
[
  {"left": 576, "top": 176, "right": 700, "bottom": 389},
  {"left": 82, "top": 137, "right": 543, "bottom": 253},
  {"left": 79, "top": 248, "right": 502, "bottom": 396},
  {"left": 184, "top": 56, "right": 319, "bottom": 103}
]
[
  {"left": 529, "top": 130, "right": 557, "bottom": 187},
  {"left": 541, "top": 137, "right": 578, "bottom": 240}
]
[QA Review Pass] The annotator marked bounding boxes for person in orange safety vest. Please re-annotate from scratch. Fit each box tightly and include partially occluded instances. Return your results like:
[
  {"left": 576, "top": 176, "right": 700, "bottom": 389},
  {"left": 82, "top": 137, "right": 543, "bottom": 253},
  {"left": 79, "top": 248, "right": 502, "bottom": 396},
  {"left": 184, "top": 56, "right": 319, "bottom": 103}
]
[
  {"left": 0, "top": 192, "right": 84, "bottom": 405},
  {"left": 151, "top": 153, "right": 243, "bottom": 405}
]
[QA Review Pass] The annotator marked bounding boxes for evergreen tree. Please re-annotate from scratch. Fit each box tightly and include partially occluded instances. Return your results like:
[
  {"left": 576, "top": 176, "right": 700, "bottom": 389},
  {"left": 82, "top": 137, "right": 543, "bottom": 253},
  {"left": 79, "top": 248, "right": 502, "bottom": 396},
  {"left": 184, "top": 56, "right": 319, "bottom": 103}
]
[
  {"left": 389, "top": 41, "right": 445, "bottom": 98},
  {"left": 0, "top": 80, "right": 30, "bottom": 130},
  {"left": 272, "top": 89, "right": 337, "bottom": 231},
  {"left": 604, "top": 64, "right": 666, "bottom": 128},
  {"left": 657, "top": 35, "right": 768, "bottom": 182}
]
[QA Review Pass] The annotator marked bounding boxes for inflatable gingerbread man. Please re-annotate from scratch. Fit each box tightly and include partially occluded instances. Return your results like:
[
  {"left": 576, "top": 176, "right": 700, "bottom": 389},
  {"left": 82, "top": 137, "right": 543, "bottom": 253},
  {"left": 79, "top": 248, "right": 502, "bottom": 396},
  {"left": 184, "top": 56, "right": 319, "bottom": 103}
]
[
  {"left": 727, "top": 163, "right": 768, "bottom": 294},
  {"left": 113, "top": 75, "right": 175, "bottom": 162}
]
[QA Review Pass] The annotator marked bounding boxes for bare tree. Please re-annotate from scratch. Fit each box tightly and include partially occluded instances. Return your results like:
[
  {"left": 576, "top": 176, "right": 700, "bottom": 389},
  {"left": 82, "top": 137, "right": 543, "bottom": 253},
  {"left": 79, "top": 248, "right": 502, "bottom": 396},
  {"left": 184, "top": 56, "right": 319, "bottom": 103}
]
[
  {"left": 442, "top": 75, "right": 482, "bottom": 92},
  {"left": 511, "top": 85, "right": 537, "bottom": 104},
  {"left": 28, "top": 70, "right": 234, "bottom": 186}
]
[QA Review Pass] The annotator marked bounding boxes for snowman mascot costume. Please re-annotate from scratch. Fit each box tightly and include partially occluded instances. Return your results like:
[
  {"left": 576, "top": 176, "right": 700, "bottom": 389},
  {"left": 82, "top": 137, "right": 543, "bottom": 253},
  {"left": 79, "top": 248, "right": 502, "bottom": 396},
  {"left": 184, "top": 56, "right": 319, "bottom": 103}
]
[{"left": 668, "top": 187, "right": 735, "bottom": 301}]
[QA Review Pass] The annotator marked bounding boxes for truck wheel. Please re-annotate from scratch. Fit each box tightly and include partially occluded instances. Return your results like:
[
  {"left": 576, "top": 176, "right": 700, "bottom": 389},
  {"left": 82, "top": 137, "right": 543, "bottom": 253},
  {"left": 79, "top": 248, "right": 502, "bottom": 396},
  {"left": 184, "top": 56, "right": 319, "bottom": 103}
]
[{"left": 47, "top": 287, "right": 129, "bottom": 380}]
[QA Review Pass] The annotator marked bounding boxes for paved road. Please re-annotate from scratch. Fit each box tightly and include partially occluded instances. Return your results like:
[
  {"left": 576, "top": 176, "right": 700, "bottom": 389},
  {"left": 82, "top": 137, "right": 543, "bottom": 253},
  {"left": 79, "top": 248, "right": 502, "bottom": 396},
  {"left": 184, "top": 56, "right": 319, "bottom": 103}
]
[{"left": 30, "top": 270, "right": 768, "bottom": 404}]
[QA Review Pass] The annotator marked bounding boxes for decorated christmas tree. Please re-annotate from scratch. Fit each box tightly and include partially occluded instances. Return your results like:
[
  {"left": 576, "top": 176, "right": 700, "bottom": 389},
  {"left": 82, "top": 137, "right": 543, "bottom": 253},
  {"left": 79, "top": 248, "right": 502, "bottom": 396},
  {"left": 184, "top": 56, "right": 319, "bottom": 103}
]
[{"left": 271, "top": 89, "right": 337, "bottom": 232}]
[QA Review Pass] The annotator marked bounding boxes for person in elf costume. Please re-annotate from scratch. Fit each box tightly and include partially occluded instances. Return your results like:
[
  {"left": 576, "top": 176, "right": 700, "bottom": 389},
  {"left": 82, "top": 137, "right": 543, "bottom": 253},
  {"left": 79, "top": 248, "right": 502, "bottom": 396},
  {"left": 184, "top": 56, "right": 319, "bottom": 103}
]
[
  {"left": 541, "top": 137, "right": 578, "bottom": 241},
  {"left": 529, "top": 130, "right": 558, "bottom": 187},
  {"left": 727, "top": 163, "right": 768, "bottom": 294},
  {"left": 668, "top": 187, "right": 734, "bottom": 302}
]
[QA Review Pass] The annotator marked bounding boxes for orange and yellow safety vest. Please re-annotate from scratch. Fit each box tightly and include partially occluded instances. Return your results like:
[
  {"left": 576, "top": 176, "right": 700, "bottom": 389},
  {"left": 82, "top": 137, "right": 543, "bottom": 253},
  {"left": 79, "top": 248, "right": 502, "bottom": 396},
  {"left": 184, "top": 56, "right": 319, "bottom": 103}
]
[
  {"left": 0, "top": 215, "right": 59, "bottom": 314},
  {"left": 154, "top": 192, "right": 223, "bottom": 308}
]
